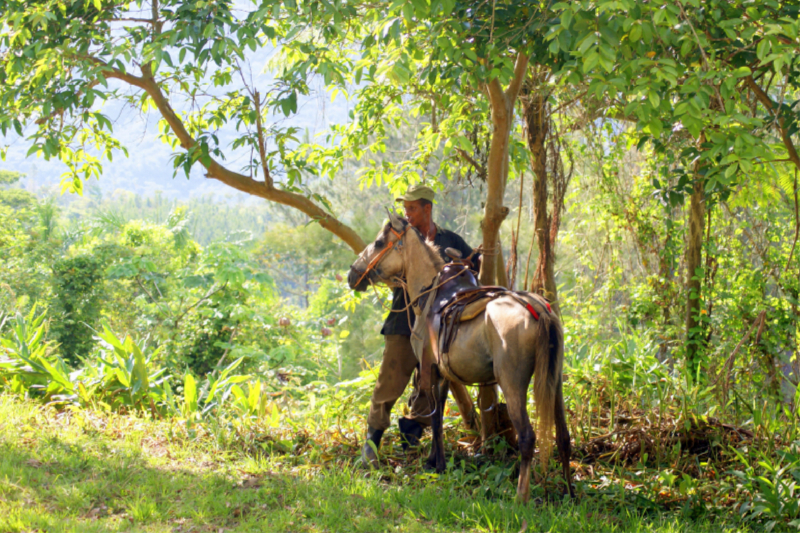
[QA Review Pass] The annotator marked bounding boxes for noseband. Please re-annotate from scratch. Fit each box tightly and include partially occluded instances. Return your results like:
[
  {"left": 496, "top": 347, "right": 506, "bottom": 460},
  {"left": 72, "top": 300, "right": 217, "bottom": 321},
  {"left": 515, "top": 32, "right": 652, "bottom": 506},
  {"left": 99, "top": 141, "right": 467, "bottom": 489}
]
[{"left": 354, "top": 225, "right": 407, "bottom": 288}]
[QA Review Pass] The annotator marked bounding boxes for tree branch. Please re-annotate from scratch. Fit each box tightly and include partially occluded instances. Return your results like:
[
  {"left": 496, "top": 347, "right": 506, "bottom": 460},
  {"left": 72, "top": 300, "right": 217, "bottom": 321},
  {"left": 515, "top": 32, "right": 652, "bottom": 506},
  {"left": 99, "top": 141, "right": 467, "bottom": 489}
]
[
  {"left": 84, "top": 58, "right": 367, "bottom": 253},
  {"left": 253, "top": 91, "right": 274, "bottom": 188},
  {"left": 455, "top": 148, "right": 486, "bottom": 180},
  {"left": 151, "top": 0, "right": 162, "bottom": 37},
  {"left": 173, "top": 282, "right": 228, "bottom": 330},
  {"left": 783, "top": 169, "right": 800, "bottom": 280},
  {"left": 505, "top": 52, "right": 529, "bottom": 103},
  {"left": 744, "top": 75, "right": 800, "bottom": 169},
  {"left": 486, "top": 76, "right": 507, "bottom": 116}
]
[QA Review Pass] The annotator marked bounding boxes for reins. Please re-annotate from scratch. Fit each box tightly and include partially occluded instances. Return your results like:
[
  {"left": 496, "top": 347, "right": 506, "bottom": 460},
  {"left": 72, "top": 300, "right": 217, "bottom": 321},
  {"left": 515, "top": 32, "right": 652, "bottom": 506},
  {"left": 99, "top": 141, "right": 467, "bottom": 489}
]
[
  {"left": 356, "top": 226, "right": 483, "bottom": 340},
  {"left": 354, "top": 225, "right": 408, "bottom": 288}
]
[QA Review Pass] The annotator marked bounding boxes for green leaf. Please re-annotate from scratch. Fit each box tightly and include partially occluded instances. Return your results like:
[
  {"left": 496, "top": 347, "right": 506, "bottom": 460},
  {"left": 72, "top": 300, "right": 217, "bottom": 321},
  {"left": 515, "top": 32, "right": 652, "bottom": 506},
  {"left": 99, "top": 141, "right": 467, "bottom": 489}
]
[
  {"left": 253, "top": 272, "right": 273, "bottom": 284},
  {"left": 391, "top": 62, "right": 412, "bottom": 84},
  {"left": 131, "top": 342, "right": 149, "bottom": 393},
  {"left": 561, "top": 10, "right": 572, "bottom": 29},
  {"left": 649, "top": 91, "right": 661, "bottom": 109},
  {"left": 583, "top": 52, "right": 600, "bottom": 73},
  {"left": 732, "top": 66, "right": 752, "bottom": 78},
  {"left": 648, "top": 118, "right": 663, "bottom": 137},
  {"left": 231, "top": 384, "right": 246, "bottom": 402},
  {"left": 184, "top": 374, "right": 197, "bottom": 415},
  {"left": 630, "top": 24, "right": 642, "bottom": 42},
  {"left": 757, "top": 38, "right": 771, "bottom": 60}
]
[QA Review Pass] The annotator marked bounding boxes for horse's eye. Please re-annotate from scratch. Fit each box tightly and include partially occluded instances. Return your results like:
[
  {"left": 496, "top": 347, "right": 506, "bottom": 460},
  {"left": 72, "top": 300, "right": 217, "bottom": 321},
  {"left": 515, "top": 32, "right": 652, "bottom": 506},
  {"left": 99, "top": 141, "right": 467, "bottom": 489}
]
[{"left": 375, "top": 239, "right": 385, "bottom": 249}]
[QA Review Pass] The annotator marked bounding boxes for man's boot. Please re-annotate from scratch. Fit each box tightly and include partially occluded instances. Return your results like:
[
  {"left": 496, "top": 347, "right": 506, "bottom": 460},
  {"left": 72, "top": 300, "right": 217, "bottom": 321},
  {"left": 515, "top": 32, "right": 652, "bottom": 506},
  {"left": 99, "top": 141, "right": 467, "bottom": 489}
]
[
  {"left": 398, "top": 417, "right": 424, "bottom": 451},
  {"left": 361, "top": 426, "right": 384, "bottom": 468}
]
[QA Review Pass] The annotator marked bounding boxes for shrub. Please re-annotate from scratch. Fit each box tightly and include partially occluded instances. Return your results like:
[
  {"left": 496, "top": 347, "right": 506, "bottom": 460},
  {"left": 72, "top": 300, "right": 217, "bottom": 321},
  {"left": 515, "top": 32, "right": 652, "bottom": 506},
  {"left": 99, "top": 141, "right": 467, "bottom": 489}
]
[{"left": 50, "top": 254, "right": 105, "bottom": 364}]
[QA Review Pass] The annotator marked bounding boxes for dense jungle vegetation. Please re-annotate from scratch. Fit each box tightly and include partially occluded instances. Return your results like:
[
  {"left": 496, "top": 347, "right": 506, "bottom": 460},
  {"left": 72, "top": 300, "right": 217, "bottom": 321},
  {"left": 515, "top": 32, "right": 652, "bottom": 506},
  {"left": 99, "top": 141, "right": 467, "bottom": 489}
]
[{"left": 1, "top": 0, "right": 800, "bottom": 531}]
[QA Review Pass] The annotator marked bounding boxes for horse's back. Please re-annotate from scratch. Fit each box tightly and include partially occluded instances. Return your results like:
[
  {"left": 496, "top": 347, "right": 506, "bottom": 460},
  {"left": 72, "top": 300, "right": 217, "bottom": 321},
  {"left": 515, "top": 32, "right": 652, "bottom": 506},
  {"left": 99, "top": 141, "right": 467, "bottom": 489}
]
[{"left": 442, "top": 293, "right": 553, "bottom": 385}]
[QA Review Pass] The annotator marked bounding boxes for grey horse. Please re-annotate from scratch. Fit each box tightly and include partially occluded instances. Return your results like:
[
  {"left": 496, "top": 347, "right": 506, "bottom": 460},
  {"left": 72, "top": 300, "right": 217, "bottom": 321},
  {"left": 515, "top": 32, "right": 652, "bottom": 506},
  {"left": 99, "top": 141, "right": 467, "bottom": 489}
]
[{"left": 348, "top": 213, "right": 573, "bottom": 502}]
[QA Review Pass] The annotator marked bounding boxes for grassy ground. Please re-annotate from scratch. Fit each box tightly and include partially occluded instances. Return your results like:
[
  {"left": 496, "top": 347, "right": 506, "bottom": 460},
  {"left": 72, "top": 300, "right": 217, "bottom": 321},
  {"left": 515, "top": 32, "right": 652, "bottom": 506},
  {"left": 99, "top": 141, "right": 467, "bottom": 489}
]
[{"left": 0, "top": 394, "right": 760, "bottom": 533}]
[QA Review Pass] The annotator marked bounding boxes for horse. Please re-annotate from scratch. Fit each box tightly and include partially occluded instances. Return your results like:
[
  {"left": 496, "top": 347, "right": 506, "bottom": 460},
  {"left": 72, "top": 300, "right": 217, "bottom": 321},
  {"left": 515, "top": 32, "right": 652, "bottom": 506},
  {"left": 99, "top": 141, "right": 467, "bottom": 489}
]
[{"left": 347, "top": 213, "right": 573, "bottom": 503}]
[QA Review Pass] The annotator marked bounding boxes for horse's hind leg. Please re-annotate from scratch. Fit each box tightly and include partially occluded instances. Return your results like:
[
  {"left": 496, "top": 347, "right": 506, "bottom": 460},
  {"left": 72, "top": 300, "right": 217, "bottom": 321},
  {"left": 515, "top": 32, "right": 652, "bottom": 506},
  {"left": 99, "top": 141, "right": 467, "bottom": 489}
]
[
  {"left": 501, "top": 383, "right": 535, "bottom": 504},
  {"left": 425, "top": 370, "right": 450, "bottom": 472},
  {"left": 554, "top": 379, "right": 574, "bottom": 497}
]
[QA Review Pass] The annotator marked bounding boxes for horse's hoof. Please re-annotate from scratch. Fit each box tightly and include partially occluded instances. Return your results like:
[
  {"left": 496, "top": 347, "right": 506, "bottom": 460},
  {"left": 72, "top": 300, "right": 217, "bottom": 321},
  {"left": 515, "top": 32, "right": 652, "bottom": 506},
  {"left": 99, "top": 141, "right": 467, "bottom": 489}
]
[
  {"left": 398, "top": 417, "right": 423, "bottom": 451},
  {"left": 423, "top": 458, "right": 437, "bottom": 471}
]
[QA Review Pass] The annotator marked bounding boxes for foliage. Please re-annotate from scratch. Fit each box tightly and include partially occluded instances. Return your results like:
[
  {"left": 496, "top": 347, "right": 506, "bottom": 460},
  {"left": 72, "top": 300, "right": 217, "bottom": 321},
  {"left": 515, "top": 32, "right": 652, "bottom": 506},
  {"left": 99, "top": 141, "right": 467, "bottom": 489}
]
[
  {"left": 50, "top": 253, "right": 105, "bottom": 364},
  {"left": 0, "top": 307, "right": 67, "bottom": 400},
  {"left": 730, "top": 442, "right": 800, "bottom": 531},
  {"left": 0, "top": 309, "right": 169, "bottom": 411},
  {"left": 2, "top": 1, "right": 800, "bottom": 528},
  {"left": 60, "top": 190, "right": 277, "bottom": 246},
  {"left": 0, "top": 0, "right": 373, "bottom": 251}
]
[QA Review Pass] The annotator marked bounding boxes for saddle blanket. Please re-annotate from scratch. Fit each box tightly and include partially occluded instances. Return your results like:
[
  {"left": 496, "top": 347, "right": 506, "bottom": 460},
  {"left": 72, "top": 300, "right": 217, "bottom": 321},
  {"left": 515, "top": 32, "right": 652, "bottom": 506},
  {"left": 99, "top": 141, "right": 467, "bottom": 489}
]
[{"left": 458, "top": 298, "right": 490, "bottom": 322}]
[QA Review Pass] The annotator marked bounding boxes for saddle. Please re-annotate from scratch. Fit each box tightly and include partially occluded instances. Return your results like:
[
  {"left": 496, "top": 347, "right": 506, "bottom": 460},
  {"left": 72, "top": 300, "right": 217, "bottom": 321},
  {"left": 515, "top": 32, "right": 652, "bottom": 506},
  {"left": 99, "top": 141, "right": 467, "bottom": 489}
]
[{"left": 416, "top": 261, "right": 553, "bottom": 392}]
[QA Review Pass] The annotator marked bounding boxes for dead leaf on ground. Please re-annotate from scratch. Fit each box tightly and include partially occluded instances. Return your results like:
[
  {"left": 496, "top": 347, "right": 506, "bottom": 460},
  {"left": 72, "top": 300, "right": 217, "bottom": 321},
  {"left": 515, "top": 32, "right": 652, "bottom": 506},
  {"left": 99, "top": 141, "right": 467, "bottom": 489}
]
[
  {"left": 519, "top": 519, "right": 528, "bottom": 533},
  {"left": 239, "top": 476, "right": 262, "bottom": 489},
  {"left": 25, "top": 459, "right": 43, "bottom": 468},
  {"left": 86, "top": 505, "right": 109, "bottom": 519}
]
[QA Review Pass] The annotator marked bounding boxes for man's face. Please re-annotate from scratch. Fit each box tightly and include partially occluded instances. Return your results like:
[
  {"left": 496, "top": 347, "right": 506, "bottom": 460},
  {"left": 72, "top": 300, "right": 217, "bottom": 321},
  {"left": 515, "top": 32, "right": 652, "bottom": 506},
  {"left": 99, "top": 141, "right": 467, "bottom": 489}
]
[{"left": 403, "top": 200, "right": 431, "bottom": 231}]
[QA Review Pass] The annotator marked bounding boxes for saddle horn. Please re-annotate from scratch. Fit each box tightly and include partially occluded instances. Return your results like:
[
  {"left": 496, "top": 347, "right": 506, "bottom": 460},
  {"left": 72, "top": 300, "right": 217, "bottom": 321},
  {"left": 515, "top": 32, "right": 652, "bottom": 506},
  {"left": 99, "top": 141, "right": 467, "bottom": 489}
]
[{"left": 444, "top": 247, "right": 463, "bottom": 262}]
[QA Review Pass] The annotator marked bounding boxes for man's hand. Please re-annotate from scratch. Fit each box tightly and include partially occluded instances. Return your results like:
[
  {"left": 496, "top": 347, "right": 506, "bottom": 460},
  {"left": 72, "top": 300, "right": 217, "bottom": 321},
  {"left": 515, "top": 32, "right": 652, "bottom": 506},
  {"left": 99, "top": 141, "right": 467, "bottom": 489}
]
[{"left": 465, "top": 253, "right": 481, "bottom": 274}]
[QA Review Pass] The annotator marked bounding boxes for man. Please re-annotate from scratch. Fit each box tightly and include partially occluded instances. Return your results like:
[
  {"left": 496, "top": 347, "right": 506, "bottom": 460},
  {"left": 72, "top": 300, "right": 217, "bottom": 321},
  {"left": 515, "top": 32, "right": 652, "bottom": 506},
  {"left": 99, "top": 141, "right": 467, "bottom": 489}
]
[{"left": 361, "top": 183, "right": 476, "bottom": 467}]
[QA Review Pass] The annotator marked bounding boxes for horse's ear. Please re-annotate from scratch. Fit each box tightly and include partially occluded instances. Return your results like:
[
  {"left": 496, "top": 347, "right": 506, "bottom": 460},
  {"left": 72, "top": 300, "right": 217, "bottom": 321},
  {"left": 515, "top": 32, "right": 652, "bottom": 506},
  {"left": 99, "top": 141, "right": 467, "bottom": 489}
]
[{"left": 386, "top": 208, "right": 404, "bottom": 231}]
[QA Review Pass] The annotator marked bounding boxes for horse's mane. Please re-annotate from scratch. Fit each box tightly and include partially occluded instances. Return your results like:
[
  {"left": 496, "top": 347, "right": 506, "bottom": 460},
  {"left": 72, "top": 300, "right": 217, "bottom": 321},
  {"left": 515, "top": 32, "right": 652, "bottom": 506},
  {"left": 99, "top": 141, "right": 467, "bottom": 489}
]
[
  {"left": 411, "top": 226, "right": 445, "bottom": 269},
  {"left": 386, "top": 218, "right": 445, "bottom": 269}
]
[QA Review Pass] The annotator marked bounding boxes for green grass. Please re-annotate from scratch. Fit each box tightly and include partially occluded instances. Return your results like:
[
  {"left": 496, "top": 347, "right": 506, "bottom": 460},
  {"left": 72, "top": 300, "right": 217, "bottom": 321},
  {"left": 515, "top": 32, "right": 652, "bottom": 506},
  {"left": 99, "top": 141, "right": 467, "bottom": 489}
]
[{"left": 0, "top": 395, "right": 760, "bottom": 532}]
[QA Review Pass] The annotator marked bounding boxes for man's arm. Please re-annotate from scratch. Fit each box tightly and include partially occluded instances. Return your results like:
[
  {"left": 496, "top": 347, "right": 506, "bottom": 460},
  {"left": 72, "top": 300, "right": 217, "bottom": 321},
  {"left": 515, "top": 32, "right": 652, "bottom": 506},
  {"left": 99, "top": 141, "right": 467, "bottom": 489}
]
[{"left": 450, "top": 231, "right": 481, "bottom": 273}]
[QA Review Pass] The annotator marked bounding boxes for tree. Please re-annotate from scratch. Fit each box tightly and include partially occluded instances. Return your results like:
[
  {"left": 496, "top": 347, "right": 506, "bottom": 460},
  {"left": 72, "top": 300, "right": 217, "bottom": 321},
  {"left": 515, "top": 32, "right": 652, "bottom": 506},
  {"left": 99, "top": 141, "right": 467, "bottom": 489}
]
[
  {"left": 307, "top": 0, "right": 550, "bottom": 442},
  {"left": 552, "top": 0, "right": 800, "bottom": 377},
  {"left": 518, "top": 66, "right": 581, "bottom": 315},
  {"left": 51, "top": 254, "right": 105, "bottom": 363},
  {"left": 0, "top": 0, "right": 366, "bottom": 252},
  {"left": 0, "top": 169, "right": 36, "bottom": 210}
]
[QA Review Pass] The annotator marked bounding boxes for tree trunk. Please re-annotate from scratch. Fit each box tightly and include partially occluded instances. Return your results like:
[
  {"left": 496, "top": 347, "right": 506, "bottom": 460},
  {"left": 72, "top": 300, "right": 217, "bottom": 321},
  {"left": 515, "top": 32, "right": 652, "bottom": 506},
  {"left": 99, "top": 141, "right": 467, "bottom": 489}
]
[
  {"left": 520, "top": 71, "right": 562, "bottom": 316},
  {"left": 685, "top": 176, "right": 706, "bottom": 378},
  {"left": 475, "top": 53, "right": 529, "bottom": 447},
  {"left": 478, "top": 53, "right": 529, "bottom": 286},
  {"left": 495, "top": 239, "right": 509, "bottom": 289}
]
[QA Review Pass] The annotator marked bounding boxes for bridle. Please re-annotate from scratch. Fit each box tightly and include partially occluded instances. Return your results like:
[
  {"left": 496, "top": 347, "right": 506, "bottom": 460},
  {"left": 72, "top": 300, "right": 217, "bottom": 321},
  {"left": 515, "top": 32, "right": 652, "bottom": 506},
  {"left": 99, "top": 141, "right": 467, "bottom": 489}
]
[{"left": 353, "top": 224, "right": 408, "bottom": 288}]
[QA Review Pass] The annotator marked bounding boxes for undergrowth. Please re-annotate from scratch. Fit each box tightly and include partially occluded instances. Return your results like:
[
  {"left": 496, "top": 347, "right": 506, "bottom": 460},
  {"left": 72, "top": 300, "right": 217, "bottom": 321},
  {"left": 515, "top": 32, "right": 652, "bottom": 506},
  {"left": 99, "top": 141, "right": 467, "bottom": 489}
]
[
  {"left": 0, "top": 392, "right": 790, "bottom": 533},
  {"left": 2, "top": 311, "right": 800, "bottom": 531}
]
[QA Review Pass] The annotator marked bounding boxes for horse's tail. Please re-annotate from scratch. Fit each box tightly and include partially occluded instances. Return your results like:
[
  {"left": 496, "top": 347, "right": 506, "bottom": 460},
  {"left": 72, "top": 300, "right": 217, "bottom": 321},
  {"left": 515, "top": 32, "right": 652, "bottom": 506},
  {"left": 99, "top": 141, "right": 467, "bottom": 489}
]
[{"left": 533, "top": 311, "right": 564, "bottom": 472}]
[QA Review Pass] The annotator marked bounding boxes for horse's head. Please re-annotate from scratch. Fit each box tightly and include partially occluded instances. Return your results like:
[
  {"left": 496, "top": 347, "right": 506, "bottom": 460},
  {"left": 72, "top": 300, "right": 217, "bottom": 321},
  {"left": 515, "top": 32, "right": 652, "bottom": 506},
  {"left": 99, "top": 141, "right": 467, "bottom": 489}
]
[{"left": 348, "top": 210, "right": 409, "bottom": 292}]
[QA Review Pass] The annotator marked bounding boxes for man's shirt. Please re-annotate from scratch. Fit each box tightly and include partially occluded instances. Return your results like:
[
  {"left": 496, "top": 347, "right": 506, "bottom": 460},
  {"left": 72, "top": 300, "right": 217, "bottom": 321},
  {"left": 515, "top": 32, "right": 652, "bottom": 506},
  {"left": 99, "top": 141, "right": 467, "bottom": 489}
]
[{"left": 381, "top": 225, "right": 474, "bottom": 336}]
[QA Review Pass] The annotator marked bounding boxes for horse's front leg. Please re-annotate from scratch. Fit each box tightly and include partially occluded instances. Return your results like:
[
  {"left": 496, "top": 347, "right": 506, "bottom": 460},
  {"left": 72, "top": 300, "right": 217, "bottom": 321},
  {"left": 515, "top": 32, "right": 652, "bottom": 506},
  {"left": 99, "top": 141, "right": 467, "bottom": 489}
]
[
  {"left": 424, "top": 368, "right": 449, "bottom": 472},
  {"left": 434, "top": 378, "right": 450, "bottom": 471}
]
